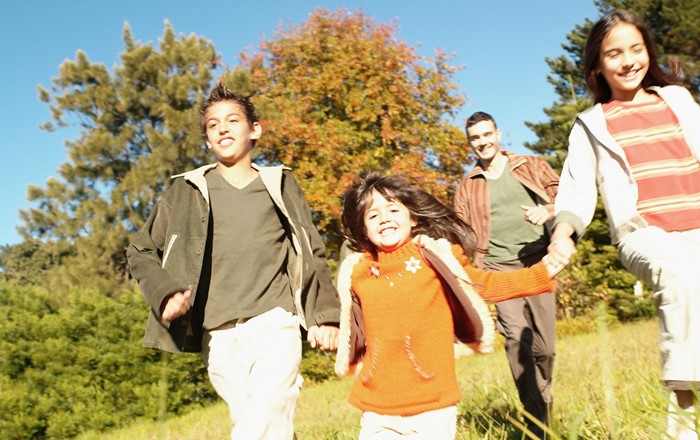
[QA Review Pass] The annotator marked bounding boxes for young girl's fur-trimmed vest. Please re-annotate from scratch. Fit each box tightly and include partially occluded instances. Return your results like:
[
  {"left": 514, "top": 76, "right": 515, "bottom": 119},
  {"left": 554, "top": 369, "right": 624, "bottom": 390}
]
[{"left": 334, "top": 235, "right": 497, "bottom": 414}]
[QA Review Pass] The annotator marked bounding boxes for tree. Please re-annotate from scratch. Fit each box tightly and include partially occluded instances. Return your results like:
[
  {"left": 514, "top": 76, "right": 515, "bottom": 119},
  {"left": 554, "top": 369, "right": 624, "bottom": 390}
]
[
  {"left": 238, "top": 8, "right": 469, "bottom": 254},
  {"left": 0, "top": 282, "right": 216, "bottom": 438},
  {"left": 17, "top": 22, "right": 219, "bottom": 292},
  {"left": 524, "top": 0, "right": 700, "bottom": 319}
]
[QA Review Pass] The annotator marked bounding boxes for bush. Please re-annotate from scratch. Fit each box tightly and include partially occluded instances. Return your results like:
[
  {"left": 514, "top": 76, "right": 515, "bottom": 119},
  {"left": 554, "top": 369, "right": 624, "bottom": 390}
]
[
  {"left": 0, "top": 282, "right": 217, "bottom": 439},
  {"left": 300, "top": 340, "right": 338, "bottom": 384}
]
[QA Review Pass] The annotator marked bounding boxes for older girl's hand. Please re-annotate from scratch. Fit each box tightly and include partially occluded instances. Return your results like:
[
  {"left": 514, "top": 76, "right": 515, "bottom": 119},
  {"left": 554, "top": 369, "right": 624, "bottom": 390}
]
[{"left": 547, "top": 236, "right": 576, "bottom": 268}]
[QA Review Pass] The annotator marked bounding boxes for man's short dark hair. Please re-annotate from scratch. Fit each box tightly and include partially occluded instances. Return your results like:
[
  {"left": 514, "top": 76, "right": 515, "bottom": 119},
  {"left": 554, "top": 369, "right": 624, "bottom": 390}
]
[{"left": 465, "top": 111, "right": 497, "bottom": 132}]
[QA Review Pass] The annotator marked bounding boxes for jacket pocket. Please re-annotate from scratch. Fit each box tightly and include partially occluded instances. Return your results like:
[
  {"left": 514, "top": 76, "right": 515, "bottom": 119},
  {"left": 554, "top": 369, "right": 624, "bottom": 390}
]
[{"left": 162, "top": 234, "right": 178, "bottom": 268}]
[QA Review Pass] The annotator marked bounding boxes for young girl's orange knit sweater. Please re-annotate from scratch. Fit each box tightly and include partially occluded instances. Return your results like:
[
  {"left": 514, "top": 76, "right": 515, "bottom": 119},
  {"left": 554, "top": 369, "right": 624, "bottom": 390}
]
[{"left": 348, "top": 240, "right": 554, "bottom": 416}]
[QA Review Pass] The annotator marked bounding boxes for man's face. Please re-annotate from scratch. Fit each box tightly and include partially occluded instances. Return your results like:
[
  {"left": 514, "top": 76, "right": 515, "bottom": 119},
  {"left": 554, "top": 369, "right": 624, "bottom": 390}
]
[{"left": 467, "top": 120, "right": 501, "bottom": 164}]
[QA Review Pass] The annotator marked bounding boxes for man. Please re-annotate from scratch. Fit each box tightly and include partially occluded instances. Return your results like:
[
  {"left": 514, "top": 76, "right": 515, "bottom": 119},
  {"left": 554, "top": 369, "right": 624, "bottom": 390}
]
[{"left": 454, "top": 111, "right": 560, "bottom": 438}]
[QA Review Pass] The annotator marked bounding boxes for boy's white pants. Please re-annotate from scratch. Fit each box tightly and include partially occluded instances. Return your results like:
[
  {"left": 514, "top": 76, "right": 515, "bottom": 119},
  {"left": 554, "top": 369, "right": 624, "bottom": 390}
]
[
  {"left": 201, "top": 307, "right": 303, "bottom": 440},
  {"left": 358, "top": 405, "right": 457, "bottom": 440}
]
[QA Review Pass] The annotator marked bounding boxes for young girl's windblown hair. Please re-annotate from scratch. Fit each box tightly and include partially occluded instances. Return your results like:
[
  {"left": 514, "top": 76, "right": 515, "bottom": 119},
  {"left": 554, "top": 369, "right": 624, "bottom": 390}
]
[{"left": 341, "top": 172, "right": 477, "bottom": 259}]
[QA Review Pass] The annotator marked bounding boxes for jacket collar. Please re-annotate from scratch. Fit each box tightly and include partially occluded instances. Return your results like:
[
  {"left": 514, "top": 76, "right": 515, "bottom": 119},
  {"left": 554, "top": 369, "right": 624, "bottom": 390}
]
[
  {"left": 466, "top": 150, "right": 527, "bottom": 179},
  {"left": 172, "top": 163, "right": 218, "bottom": 205},
  {"left": 255, "top": 164, "right": 290, "bottom": 210},
  {"left": 171, "top": 163, "right": 290, "bottom": 205}
]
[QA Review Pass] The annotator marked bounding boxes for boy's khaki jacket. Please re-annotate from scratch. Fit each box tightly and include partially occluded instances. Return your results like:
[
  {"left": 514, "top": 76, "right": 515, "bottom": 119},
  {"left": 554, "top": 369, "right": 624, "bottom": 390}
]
[
  {"left": 127, "top": 164, "right": 340, "bottom": 353},
  {"left": 334, "top": 235, "right": 496, "bottom": 377}
]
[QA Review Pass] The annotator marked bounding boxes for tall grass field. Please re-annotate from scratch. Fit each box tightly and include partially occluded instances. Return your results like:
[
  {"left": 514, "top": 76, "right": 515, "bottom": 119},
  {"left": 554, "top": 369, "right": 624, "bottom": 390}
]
[{"left": 78, "top": 317, "right": 694, "bottom": 439}]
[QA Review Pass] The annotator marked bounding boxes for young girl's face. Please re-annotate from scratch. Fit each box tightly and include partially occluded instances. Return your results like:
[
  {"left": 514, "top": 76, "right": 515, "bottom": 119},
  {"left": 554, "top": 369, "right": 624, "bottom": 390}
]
[
  {"left": 597, "top": 22, "right": 650, "bottom": 101},
  {"left": 363, "top": 190, "right": 416, "bottom": 253}
]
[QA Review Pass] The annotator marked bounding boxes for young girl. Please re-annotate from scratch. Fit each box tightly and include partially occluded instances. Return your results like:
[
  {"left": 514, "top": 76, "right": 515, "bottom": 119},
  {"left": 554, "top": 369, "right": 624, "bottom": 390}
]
[
  {"left": 335, "top": 173, "right": 561, "bottom": 439},
  {"left": 546, "top": 10, "right": 700, "bottom": 439}
]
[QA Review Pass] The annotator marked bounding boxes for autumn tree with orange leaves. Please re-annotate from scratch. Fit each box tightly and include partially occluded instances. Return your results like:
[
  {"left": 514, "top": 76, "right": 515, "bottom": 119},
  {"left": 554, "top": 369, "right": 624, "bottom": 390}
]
[
  {"left": 2, "top": 9, "right": 470, "bottom": 288},
  {"left": 232, "top": 8, "right": 469, "bottom": 255}
]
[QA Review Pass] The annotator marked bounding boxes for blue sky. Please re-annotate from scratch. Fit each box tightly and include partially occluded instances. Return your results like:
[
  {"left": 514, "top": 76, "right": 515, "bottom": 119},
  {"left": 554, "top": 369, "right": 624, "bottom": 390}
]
[{"left": 0, "top": 0, "right": 598, "bottom": 246}]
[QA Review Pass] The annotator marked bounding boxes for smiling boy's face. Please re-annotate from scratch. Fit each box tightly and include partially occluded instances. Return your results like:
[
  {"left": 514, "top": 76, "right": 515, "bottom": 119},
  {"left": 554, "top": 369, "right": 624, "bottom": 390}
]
[{"left": 204, "top": 101, "right": 261, "bottom": 166}]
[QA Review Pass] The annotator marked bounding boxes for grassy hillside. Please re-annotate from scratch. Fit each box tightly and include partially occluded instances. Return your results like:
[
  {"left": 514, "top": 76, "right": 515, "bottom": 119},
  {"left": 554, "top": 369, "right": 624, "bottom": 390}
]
[{"left": 78, "top": 318, "right": 683, "bottom": 439}]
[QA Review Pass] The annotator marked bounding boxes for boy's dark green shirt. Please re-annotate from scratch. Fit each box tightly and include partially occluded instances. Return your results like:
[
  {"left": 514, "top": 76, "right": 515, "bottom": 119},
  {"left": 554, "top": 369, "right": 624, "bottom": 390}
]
[{"left": 204, "top": 171, "right": 294, "bottom": 329}]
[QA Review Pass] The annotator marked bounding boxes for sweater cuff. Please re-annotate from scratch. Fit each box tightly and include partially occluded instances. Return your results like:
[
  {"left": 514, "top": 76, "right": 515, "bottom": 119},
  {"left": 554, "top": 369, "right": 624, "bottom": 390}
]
[{"left": 533, "top": 262, "right": 557, "bottom": 293}]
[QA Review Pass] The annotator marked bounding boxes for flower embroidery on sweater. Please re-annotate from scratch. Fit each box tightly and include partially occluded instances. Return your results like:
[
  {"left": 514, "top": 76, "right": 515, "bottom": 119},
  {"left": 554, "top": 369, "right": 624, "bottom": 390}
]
[
  {"left": 368, "top": 257, "right": 422, "bottom": 287},
  {"left": 405, "top": 256, "right": 422, "bottom": 273}
]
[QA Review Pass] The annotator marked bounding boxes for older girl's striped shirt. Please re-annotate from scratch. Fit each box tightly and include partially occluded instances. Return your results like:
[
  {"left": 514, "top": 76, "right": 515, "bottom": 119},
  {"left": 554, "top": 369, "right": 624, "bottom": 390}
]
[{"left": 603, "top": 95, "right": 700, "bottom": 232}]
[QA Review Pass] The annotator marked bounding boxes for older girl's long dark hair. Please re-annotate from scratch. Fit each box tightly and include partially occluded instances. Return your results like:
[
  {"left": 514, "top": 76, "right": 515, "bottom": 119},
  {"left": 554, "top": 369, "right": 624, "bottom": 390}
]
[
  {"left": 342, "top": 172, "right": 477, "bottom": 259},
  {"left": 584, "top": 9, "right": 683, "bottom": 103}
]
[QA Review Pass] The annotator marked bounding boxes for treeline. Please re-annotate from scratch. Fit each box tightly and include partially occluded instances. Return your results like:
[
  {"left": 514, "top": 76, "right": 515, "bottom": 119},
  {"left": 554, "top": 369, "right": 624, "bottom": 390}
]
[{"left": 2, "top": 0, "right": 699, "bottom": 438}]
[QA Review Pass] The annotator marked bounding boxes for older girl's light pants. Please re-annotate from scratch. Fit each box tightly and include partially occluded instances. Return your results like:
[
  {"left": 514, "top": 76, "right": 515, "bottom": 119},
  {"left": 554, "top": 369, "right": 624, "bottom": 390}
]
[
  {"left": 618, "top": 226, "right": 700, "bottom": 388},
  {"left": 201, "top": 307, "right": 302, "bottom": 440}
]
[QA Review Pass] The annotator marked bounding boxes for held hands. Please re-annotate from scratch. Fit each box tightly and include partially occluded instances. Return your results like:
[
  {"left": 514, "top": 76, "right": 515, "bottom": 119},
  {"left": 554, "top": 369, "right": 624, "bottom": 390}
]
[
  {"left": 543, "top": 236, "right": 577, "bottom": 277},
  {"left": 520, "top": 204, "right": 552, "bottom": 226},
  {"left": 307, "top": 325, "right": 339, "bottom": 351},
  {"left": 542, "top": 254, "right": 566, "bottom": 278},
  {"left": 160, "top": 289, "right": 192, "bottom": 322}
]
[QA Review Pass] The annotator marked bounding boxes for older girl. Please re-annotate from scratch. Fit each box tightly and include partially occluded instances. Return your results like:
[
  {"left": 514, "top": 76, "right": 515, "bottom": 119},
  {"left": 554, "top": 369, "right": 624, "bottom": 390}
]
[{"left": 547, "top": 10, "right": 700, "bottom": 439}]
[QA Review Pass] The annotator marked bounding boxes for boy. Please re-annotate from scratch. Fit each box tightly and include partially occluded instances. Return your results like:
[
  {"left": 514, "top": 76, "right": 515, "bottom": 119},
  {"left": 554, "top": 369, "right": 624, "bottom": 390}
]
[{"left": 126, "top": 79, "right": 340, "bottom": 439}]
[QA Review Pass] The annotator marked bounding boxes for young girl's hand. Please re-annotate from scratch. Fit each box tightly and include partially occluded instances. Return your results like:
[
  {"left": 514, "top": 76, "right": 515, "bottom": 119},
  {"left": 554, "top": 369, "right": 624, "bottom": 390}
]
[
  {"left": 542, "top": 255, "right": 565, "bottom": 278},
  {"left": 547, "top": 236, "right": 576, "bottom": 268}
]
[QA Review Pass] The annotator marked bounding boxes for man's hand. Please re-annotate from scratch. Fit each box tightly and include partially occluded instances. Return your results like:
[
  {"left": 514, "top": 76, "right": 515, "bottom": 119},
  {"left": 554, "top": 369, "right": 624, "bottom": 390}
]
[
  {"left": 520, "top": 204, "right": 553, "bottom": 226},
  {"left": 307, "top": 325, "right": 339, "bottom": 351},
  {"left": 160, "top": 290, "right": 192, "bottom": 321}
]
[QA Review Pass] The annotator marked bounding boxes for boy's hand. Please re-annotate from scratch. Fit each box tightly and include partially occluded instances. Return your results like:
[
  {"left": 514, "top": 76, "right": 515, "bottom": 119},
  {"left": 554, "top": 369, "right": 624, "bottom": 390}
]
[
  {"left": 160, "top": 290, "right": 192, "bottom": 322},
  {"left": 307, "top": 325, "right": 339, "bottom": 351}
]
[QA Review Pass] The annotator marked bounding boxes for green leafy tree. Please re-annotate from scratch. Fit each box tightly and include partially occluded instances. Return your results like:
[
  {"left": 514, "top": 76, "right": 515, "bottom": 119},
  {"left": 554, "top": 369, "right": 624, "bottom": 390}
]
[
  {"left": 525, "top": 0, "right": 700, "bottom": 319},
  {"left": 238, "top": 8, "right": 469, "bottom": 254},
  {"left": 0, "top": 282, "right": 216, "bottom": 439},
  {"left": 16, "top": 23, "right": 219, "bottom": 293},
  {"left": 0, "top": 239, "right": 62, "bottom": 286}
]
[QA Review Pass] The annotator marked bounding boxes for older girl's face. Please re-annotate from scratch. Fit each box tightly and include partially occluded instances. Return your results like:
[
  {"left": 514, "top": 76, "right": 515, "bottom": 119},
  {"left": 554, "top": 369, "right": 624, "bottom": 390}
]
[
  {"left": 363, "top": 190, "right": 416, "bottom": 253},
  {"left": 597, "top": 22, "right": 650, "bottom": 102}
]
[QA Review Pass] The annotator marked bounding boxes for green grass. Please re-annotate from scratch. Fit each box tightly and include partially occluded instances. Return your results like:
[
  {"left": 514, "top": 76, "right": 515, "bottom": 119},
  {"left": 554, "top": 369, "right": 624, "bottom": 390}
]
[{"left": 78, "top": 317, "right": 688, "bottom": 439}]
